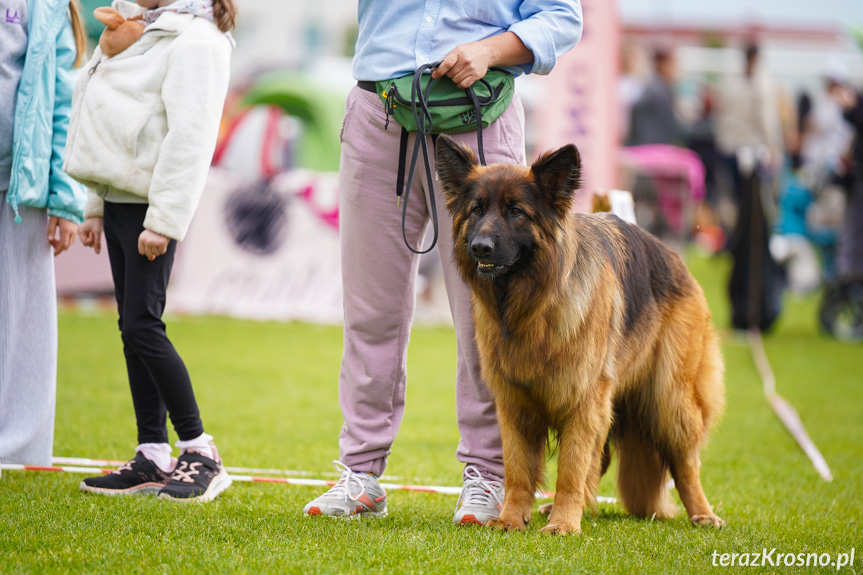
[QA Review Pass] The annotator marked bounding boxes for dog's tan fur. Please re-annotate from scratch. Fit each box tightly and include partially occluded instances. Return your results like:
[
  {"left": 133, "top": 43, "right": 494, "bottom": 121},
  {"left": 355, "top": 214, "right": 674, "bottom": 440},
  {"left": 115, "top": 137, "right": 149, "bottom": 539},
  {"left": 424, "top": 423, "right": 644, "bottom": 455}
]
[{"left": 436, "top": 135, "right": 725, "bottom": 535}]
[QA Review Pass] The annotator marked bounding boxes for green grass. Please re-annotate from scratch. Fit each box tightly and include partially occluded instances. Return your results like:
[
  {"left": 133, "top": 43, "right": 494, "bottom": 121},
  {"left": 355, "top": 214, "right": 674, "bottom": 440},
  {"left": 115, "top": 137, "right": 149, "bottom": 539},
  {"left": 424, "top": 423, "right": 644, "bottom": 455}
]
[{"left": 2, "top": 252, "right": 862, "bottom": 574}]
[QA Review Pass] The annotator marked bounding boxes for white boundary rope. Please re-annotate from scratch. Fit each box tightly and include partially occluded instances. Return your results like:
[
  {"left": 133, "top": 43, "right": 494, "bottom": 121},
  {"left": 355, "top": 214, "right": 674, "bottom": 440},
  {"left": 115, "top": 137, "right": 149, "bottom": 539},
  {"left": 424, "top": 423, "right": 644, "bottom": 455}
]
[
  {"left": 51, "top": 456, "right": 366, "bottom": 479},
  {"left": 747, "top": 328, "right": 833, "bottom": 482},
  {"left": 2, "top": 461, "right": 617, "bottom": 503}
]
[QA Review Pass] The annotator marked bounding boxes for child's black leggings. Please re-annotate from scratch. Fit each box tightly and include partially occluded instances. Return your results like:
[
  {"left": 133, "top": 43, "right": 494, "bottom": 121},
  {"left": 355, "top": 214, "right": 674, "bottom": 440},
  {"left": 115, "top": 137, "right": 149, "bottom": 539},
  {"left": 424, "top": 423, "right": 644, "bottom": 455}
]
[{"left": 103, "top": 202, "right": 204, "bottom": 444}]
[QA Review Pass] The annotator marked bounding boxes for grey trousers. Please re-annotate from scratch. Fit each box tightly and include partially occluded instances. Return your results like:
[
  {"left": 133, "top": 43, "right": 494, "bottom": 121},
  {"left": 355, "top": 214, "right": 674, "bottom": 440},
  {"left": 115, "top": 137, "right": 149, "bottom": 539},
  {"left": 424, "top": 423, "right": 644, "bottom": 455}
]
[{"left": 0, "top": 193, "right": 57, "bottom": 465}]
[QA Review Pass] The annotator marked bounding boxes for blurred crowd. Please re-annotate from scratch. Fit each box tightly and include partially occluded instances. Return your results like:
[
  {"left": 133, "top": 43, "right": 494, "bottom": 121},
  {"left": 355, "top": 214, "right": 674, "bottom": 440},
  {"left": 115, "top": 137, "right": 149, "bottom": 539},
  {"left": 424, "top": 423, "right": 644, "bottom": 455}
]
[{"left": 618, "top": 41, "right": 863, "bottom": 339}]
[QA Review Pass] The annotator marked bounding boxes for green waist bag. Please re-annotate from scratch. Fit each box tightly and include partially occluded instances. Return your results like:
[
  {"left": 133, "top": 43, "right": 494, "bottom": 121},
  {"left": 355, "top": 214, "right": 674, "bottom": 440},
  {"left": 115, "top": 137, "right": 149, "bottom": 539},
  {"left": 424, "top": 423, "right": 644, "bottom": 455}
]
[
  {"left": 374, "top": 62, "right": 515, "bottom": 254},
  {"left": 376, "top": 66, "right": 514, "bottom": 135}
]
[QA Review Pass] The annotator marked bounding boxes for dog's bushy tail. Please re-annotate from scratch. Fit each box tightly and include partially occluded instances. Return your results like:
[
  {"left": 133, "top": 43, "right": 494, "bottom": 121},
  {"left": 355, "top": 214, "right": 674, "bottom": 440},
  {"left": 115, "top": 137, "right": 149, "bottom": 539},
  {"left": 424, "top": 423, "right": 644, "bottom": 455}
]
[{"left": 614, "top": 426, "right": 677, "bottom": 520}]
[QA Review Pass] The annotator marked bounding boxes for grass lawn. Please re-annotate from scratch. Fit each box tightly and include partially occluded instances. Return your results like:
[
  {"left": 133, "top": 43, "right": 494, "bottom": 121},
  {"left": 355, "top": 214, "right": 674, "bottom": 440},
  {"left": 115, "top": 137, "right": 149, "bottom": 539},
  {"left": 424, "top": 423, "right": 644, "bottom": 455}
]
[{"left": 2, "top": 252, "right": 861, "bottom": 574}]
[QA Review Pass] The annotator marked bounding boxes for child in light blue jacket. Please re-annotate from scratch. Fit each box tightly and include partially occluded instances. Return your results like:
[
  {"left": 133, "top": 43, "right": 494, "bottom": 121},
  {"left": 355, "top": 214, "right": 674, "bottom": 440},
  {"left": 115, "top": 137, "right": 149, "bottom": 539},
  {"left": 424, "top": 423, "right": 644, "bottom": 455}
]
[{"left": 0, "top": 0, "right": 87, "bottom": 465}]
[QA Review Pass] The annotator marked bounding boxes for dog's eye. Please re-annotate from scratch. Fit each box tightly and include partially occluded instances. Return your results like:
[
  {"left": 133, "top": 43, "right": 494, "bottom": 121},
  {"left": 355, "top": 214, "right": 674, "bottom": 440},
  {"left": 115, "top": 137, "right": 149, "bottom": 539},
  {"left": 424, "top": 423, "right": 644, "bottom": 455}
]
[
  {"left": 471, "top": 205, "right": 482, "bottom": 214},
  {"left": 509, "top": 206, "right": 523, "bottom": 216}
]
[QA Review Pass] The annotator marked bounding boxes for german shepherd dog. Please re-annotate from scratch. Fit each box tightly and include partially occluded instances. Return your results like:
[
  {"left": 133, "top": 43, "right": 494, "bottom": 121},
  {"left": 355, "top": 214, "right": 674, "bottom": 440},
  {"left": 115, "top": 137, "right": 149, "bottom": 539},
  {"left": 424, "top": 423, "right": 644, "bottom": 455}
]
[{"left": 435, "top": 135, "right": 725, "bottom": 535}]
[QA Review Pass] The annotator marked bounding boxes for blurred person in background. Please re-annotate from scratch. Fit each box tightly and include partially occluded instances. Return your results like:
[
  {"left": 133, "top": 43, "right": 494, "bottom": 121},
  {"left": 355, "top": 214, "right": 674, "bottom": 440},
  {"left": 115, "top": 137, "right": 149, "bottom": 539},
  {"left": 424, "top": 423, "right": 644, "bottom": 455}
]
[
  {"left": 626, "top": 47, "right": 682, "bottom": 147},
  {"left": 799, "top": 60, "right": 854, "bottom": 191},
  {"left": 302, "top": 0, "right": 583, "bottom": 524},
  {"left": 770, "top": 63, "right": 853, "bottom": 298},
  {"left": 819, "top": 82, "right": 863, "bottom": 341},
  {"left": 714, "top": 43, "right": 785, "bottom": 331},
  {"left": 790, "top": 91, "right": 812, "bottom": 170},
  {"left": 0, "top": 0, "right": 86, "bottom": 466},
  {"left": 837, "top": 85, "right": 863, "bottom": 284},
  {"left": 715, "top": 43, "right": 785, "bottom": 199},
  {"left": 618, "top": 43, "right": 645, "bottom": 144},
  {"left": 687, "top": 88, "right": 720, "bottom": 207}
]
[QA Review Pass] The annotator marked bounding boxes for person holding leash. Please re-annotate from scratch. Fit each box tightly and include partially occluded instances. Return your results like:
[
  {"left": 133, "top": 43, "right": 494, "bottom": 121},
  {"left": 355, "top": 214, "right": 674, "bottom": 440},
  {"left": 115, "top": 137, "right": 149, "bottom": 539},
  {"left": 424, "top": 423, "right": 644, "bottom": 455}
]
[
  {"left": 0, "top": 0, "right": 87, "bottom": 466},
  {"left": 67, "top": 0, "right": 236, "bottom": 501},
  {"left": 303, "top": 0, "right": 582, "bottom": 522}
]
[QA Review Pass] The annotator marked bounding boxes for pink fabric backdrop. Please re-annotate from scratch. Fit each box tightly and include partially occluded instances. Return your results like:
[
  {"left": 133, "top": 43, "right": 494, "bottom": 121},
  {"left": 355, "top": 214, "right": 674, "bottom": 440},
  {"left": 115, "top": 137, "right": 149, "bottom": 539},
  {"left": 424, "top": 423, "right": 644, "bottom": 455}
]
[{"left": 530, "top": 0, "right": 620, "bottom": 206}]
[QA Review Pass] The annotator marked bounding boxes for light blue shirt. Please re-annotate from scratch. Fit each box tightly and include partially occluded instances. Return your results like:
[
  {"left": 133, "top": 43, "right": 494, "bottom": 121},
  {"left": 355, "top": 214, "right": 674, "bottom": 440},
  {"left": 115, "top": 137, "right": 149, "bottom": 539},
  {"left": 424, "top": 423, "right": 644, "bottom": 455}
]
[{"left": 353, "top": 0, "right": 583, "bottom": 81}]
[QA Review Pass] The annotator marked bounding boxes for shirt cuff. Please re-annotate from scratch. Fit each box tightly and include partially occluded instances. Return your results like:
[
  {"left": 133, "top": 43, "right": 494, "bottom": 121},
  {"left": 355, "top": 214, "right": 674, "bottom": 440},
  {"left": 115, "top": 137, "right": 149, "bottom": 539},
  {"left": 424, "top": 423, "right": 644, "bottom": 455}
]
[{"left": 508, "top": 18, "right": 556, "bottom": 76}]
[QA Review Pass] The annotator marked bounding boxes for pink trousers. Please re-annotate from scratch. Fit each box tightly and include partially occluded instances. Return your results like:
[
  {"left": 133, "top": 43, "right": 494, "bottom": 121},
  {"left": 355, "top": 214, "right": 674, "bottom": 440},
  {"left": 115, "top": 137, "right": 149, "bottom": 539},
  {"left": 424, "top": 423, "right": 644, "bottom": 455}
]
[{"left": 337, "top": 85, "right": 526, "bottom": 481}]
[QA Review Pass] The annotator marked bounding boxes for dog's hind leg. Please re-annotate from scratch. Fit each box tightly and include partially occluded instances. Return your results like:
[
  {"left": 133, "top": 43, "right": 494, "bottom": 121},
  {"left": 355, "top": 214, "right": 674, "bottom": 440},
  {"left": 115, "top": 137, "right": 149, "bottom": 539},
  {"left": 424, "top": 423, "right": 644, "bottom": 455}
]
[
  {"left": 614, "top": 421, "right": 677, "bottom": 520},
  {"left": 669, "top": 451, "right": 724, "bottom": 527},
  {"left": 654, "top": 323, "right": 725, "bottom": 528}
]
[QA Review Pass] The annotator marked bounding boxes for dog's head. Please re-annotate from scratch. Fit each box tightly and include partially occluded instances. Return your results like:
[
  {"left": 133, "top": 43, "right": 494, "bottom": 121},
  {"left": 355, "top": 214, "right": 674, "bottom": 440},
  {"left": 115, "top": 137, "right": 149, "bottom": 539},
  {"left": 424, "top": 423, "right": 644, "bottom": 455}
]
[{"left": 436, "top": 134, "right": 581, "bottom": 280}]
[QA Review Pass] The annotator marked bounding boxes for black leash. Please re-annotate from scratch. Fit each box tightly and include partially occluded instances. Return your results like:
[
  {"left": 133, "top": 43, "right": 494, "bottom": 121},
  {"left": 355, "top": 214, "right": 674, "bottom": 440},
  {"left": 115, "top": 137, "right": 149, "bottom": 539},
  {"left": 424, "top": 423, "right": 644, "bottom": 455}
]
[{"left": 396, "top": 62, "right": 490, "bottom": 254}]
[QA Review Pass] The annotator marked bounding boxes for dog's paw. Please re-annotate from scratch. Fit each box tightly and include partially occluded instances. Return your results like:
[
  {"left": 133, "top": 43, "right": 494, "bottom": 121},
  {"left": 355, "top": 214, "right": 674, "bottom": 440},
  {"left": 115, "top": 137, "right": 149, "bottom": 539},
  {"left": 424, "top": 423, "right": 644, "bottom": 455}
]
[
  {"left": 540, "top": 522, "right": 581, "bottom": 536},
  {"left": 538, "top": 503, "right": 553, "bottom": 516},
  {"left": 485, "top": 517, "right": 527, "bottom": 532},
  {"left": 691, "top": 514, "right": 725, "bottom": 528}
]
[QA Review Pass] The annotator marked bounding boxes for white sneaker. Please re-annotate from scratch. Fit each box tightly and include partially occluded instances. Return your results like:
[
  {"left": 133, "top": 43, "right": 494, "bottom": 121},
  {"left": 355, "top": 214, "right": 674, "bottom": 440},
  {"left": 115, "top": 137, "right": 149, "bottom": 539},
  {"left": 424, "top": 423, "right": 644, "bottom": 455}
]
[
  {"left": 453, "top": 465, "right": 504, "bottom": 525},
  {"left": 303, "top": 460, "right": 388, "bottom": 519}
]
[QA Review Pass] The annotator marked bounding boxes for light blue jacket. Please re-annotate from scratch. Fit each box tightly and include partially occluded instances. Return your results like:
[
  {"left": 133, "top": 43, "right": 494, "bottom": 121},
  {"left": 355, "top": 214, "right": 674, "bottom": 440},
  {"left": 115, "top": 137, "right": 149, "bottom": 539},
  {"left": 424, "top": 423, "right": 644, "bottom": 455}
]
[{"left": 6, "top": 0, "right": 85, "bottom": 224}]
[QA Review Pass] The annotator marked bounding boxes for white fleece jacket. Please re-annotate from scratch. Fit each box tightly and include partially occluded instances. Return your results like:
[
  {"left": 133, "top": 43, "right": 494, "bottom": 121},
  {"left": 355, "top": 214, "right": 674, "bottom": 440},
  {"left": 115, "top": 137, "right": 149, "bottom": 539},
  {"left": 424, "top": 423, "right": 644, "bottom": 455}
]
[{"left": 63, "top": 2, "right": 231, "bottom": 240}]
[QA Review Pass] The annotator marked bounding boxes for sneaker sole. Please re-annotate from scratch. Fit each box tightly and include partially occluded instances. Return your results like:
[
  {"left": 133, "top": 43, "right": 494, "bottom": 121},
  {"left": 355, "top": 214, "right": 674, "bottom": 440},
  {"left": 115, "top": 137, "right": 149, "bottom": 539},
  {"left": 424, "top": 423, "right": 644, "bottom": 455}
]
[
  {"left": 158, "top": 471, "right": 233, "bottom": 503},
  {"left": 79, "top": 481, "right": 165, "bottom": 496},
  {"left": 304, "top": 506, "right": 388, "bottom": 519}
]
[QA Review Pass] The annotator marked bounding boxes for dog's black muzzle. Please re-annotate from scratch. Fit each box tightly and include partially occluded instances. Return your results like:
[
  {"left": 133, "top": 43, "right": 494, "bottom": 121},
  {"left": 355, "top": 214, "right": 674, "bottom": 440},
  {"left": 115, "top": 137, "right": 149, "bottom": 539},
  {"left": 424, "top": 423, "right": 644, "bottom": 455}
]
[{"left": 469, "top": 234, "right": 513, "bottom": 278}]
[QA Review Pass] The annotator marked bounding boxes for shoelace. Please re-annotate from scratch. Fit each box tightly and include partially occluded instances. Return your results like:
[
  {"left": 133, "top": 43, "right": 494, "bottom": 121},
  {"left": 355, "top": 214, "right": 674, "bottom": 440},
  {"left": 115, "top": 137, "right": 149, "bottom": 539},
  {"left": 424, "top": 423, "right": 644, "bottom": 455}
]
[
  {"left": 326, "top": 460, "right": 370, "bottom": 503},
  {"left": 111, "top": 459, "right": 135, "bottom": 475},
  {"left": 455, "top": 465, "right": 503, "bottom": 512},
  {"left": 171, "top": 461, "right": 203, "bottom": 483}
]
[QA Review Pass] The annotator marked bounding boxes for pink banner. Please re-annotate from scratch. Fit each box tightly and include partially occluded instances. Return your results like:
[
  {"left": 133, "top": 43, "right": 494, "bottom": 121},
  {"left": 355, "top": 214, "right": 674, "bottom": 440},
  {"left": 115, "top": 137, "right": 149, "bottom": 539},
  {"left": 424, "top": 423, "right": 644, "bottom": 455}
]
[{"left": 530, "top": 0, "right": 620, "bottom": 201}]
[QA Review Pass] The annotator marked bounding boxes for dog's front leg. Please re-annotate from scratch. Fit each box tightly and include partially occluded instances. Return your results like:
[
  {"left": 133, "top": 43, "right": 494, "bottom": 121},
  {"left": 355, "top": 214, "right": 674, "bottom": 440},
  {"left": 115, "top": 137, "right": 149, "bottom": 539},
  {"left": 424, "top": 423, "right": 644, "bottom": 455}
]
[
  {"left": 543, "top": 389, "right": 613, "bottom": 535},
  {"left": 486, "top": 405, "right": 543, "bottom": 532}
]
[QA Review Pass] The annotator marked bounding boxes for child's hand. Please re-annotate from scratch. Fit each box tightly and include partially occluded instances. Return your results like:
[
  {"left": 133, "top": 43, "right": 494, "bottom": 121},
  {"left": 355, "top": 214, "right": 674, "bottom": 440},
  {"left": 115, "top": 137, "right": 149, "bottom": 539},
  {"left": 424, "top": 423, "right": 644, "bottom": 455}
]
[
  {"left": 78, "top": 217, "right": 104, "bottom": 254},
  {"left": 48, "top": 216, "right": 79, "bottom": 256},
  {"left": 138, "top": 229, "right": 169, "bottom": 261}
]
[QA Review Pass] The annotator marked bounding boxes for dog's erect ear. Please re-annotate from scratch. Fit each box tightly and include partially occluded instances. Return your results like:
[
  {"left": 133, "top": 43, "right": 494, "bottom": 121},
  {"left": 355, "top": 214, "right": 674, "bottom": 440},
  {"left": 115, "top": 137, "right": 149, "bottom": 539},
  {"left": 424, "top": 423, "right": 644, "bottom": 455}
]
[
  {"left": 529, "top": 144, "right": 582, "bottom": 218},
  {"left": 436, "top": 134, "right": 479, "bottom": 211}
]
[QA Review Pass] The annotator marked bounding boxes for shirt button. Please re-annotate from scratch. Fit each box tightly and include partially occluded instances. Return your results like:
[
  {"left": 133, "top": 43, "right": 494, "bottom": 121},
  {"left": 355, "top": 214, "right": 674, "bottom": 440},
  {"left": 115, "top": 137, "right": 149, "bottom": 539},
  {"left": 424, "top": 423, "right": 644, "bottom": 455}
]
[{"left": 425, "top": 16, "right": 432, "bottom": 22}]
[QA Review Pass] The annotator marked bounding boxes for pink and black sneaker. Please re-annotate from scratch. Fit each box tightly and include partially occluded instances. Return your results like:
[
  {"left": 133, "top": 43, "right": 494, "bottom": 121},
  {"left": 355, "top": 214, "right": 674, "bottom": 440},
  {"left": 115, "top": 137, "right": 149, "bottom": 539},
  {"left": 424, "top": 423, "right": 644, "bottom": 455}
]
[
  {"left": 80, "top": 452, "right": 171, "bottom": 496},
  {"left": 157, "top": 444, "right": 231, "bottom": 502}
]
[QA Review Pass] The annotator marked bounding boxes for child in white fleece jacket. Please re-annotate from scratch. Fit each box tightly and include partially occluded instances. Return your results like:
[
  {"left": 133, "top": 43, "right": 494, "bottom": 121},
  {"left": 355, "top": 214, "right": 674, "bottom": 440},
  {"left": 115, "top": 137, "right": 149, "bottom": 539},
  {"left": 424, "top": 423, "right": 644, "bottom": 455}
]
[{"left": 66, "top": 0, "right": 236, "bottom": 502}]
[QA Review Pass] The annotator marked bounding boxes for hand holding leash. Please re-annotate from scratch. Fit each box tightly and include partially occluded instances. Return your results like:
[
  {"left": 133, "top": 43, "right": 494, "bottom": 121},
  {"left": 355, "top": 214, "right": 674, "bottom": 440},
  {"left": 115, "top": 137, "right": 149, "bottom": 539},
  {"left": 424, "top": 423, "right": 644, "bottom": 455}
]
[
  {"left": 432, "top": 41, "right": 493, "bottom": 89},
  {"left": 433, "top": 32, "right": 534, "bottom": 89}
]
